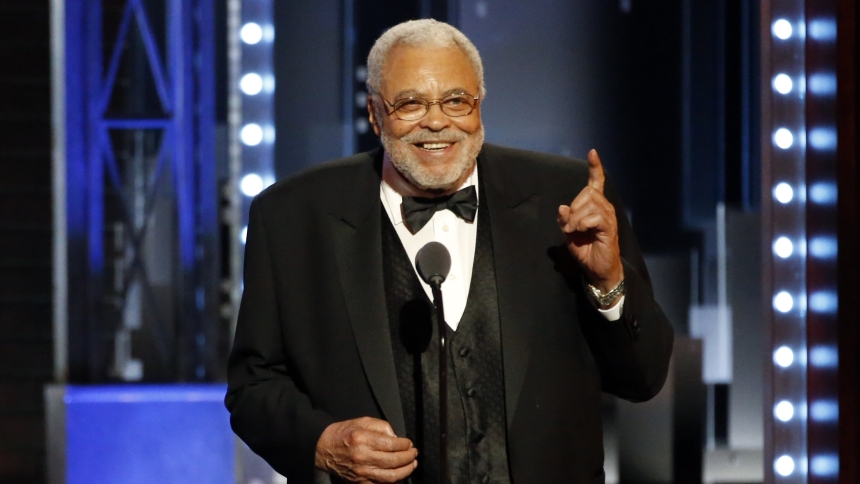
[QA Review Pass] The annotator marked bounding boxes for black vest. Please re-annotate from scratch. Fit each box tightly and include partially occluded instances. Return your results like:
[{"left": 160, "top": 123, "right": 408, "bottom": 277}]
[{"left": 381, "top": 193, "right": 512, "bottom": 484}]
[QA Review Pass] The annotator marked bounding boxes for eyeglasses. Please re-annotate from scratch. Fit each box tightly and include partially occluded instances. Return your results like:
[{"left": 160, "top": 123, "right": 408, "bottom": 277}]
[{"left": 376, "top": 92, "right": 480, "bottom": 121}]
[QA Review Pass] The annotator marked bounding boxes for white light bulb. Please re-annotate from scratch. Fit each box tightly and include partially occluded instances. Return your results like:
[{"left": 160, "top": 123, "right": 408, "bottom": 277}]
[
  {"left": 241, "top": 123, "right": 264, "bottom": 146},
  {"left": 774, "top": 182, "right": 794, "bottom": 203},
  {"left": 775, "top": 400, "right": 795, "bottom": 421},
  {"left": 240, "top": 173, "right": 264, "bottom": 197},
  {"left": 774, "top": 291, "right": 794, "bottom": 313},
  {"left": 240, "top": 23, "right": 263, "bottom": 44},
  {"left": 775, "top": 455, "right": 795, "bottom": 476},
  {"left": 774, "top": 346, "right": 794, "bottom": 368},
  {"left": 774, "top": 128, "right": 794, "bottom": 149},
  {"left": 240, "top": 73, "right": 264, "bottom": 95},
  {"left": 772, "top": 19, "right": 793, "bottom": 40},
  {"left": 773, "top": 237, "right": 794, "bottom": 258},
  {"left": 773, "top": 74, "right": 793, "bottom": 94}
]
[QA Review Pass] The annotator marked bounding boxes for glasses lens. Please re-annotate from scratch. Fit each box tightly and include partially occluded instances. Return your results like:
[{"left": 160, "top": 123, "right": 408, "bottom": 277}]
[
  {"left": 394, "top": 99, "right": 428, "bottom": 120},
  {"left": 440, "top": 95, "right": 475, "bottom": 117}
]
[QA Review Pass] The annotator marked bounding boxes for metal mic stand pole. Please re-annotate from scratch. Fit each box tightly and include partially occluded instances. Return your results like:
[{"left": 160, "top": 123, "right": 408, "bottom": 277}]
[{"left": 430, "top": 281, "right": 447, "bottom": 484}]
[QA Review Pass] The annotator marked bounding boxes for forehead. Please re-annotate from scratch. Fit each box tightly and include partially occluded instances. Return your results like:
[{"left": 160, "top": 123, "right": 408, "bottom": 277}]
[{"left": 382, "top": 44, "right": 479, "bottom": 97}]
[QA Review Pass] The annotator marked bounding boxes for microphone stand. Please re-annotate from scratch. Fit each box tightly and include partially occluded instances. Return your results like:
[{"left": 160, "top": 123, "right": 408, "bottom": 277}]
[{"left": 429, "top": 279, "right": 447, "bottom": 484}]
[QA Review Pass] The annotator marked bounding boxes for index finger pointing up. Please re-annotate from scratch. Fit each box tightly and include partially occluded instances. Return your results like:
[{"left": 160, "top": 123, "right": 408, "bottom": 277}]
[{"left": 587, "top": 149, "right": 605, "bottom": 193}]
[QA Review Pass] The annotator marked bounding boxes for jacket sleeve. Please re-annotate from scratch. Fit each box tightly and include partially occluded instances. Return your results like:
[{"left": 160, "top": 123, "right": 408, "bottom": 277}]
[
  {"left": 225, "top": 197, "right": 334, "bottom": 482},
  {"left": 575, "top": 175, "right": 675, "bottom": 402}
]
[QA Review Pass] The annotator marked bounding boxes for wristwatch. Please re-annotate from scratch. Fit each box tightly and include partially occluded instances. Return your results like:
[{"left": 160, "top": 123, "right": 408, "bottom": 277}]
[{"left": 586, "top": 279, "right": 626, "bottom": 307}]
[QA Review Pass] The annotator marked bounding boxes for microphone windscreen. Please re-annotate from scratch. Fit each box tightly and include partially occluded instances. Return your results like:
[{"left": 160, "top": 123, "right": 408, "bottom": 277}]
[{"left": 415, "top": 242, "right": 452, "bottom": 285}]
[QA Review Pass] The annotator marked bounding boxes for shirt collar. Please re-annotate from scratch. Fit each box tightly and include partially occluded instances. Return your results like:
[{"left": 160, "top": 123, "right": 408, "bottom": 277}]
[{"left": 380, "top": 164, "right": 479, "bottom": 226}]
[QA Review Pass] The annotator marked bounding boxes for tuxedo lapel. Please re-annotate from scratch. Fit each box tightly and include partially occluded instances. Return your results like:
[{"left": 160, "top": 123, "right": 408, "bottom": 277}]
[
  {"left": 479, "top": 146, "right": 540, "bottom": 428},
  {"left": 327, "top": 150, "right": 406, "bottom": 437}
]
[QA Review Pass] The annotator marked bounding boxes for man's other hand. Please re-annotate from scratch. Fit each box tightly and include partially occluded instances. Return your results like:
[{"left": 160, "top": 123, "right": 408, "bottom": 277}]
[
  {"left": 315, "top": 417, "right": 418, "bottom": 483},
  {"left": 557, "top": 149, "right": 624, "bottom": 293}
]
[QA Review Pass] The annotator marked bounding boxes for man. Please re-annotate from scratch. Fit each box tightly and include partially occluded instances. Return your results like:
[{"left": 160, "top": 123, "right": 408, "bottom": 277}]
[{"left": 226, "top": 19, "right": 673, "bottom": 484}]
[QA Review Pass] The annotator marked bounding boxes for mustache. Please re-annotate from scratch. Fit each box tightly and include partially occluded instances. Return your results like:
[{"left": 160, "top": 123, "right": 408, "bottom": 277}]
[{"left": 400, "top": 129, "right": 469, "bottom": 144}]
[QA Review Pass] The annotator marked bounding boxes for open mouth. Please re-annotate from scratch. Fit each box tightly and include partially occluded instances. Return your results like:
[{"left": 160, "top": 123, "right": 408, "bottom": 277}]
[{"left": 414, "top": 142, "right": 453, "bottom": 152}]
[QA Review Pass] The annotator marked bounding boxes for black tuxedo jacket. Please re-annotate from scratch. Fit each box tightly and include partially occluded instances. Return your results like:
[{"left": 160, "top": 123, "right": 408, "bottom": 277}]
[{"left": 226, "top": 144, "right": 674, "bottom": 483}]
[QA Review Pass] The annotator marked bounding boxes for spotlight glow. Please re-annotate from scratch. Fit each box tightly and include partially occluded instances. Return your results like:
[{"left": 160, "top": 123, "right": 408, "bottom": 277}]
[
  {"left": 773, "top": 74, "right": 793, "bottom": 94},
  {"left": 809, "top": 345, "right": 838, "bottom": 368},
  {"left": 240, "top": 22, "right": 263, "bottom": 44},
  {"left": 810, "top": 455, "right": 839, "bottom": 477},
  {"left": 772, "top": 19, "right": 793, "bottom": 39},
  {"left": 775, "top": 455, "right": 795, "bottom": 476},
  {"left": 774, "top": 182, "right": 794, "bottom": 203},
  {"left": 240, "top": 173, "right": 264, "bottom": 197},
  {"left": 240, "top": 226, "right": 248, "bottom": 244},
  {"left": 773, "top": 237, "right": 793, "bottom": 258},
  {"left": 774, "top": 400, "right": 795, "bottom": 422},
  {"left": 810, "top": 400, "right": 839, "bottom": 422},
  {"left": 241, "top": 123, "right": 264, "bottom": 146},
  {"left": 240, "top": 73, "right": 264, "bottom": 95},
  {"left": 774, "top": 291, "right": 794, "bottom": 313},
  {"left": 774, "top": 346, "right": 795, "bottom": 368},
  {"left": 774, "top": 128, "right": 794, "bottom": 149}
]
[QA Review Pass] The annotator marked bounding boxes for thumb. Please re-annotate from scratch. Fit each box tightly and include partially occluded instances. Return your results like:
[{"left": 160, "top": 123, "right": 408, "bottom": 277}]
[{"left": 359, "top": 417, "right": 397, "bottom": 437}]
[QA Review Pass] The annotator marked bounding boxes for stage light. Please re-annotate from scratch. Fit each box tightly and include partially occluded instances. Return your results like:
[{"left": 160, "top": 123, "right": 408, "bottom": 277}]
[
  {"left": 774, "top": 128, "right": 794, "bottom": 149},
  {"left": 774, "top": 346, "right": 794, "bottom": 368},
  {"left": 240, "top": 73, "right": 264, "bottom": 95},
  {"left": 240, "top": 22, "right": 263, "bottom": 44},
  {"left": 774, "top": 291, "right": 794, "bottom": 313},
  {"left": 808, "top": 127, "right": 837, "bottom": 150},
  {"left": 808, "top": 19, "right": 837, "bottom": 41},
  {"left": 809, "top": 236, "right": 837, "bottom": 259},
  {"left": 808, "top": 73, "right": 837, "bottom": 95},
  {"left": 774, "top": 400, "right": 795, "bottom": 422},
  {"left": 810, "top": 455, "right": 839, "bottom": 477},
  {"left": 809, "top": 291, "right": 837, "bottom": 314},
  {"left": 772, "top": 19, "right": 793, "bottom": 40},
  {"left": 809, "top": 345, "right": 838, "bottom": 368},
  {"left": 240, "top": 174, "right": 264, "bottom": 197},
  {"left": 773, "top": 74, "right": 793, "bottom": 94},
  {"left": 773, "top": 237, "right": 793, "bottom": 258},
  {"left": 774, "top": 182, "right": 794, "bottom": 203},
  {"left": 809, "top": 181, "right": 837, "bottom": 205},
  {"left": 241, "top": 123, "right": 263, "bottom": 146},
  {"left": 809, "top": 400, "right": 838, "bottom": 422},
  {"left": 774, "top": 455, "right": 795, "bottom": 477}
]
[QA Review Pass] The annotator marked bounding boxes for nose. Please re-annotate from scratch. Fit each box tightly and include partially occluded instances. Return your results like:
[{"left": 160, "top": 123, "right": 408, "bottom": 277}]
[{"left": 417, "top": 102, "right": 451, "bottom": 131}]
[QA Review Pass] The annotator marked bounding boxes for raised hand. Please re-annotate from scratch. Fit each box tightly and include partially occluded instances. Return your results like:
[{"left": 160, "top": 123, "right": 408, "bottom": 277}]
[
  {"left": 315, "top": 417, "right": 418, "bottom": 483},
  {"left": 556, "top": 149, "right": 624, "bottom": 294}
]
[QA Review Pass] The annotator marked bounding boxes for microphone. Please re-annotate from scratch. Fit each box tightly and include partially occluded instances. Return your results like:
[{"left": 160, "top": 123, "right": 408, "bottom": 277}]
[
  {"left": 415, "top": 241, "right": 452, "bottom": 483},
  {"left": 415, "top": 241, "right": 452, "bottom": 288}
]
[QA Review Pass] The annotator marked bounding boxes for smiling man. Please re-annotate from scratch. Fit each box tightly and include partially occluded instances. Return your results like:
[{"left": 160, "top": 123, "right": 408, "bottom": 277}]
[{"left": 226, "top": 19, "right": 673, "bottom": 484}]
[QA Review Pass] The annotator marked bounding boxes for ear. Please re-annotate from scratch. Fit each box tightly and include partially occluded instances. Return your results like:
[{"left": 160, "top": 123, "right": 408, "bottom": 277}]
[{"left": 367, "top": 95, "right": 381, "bottom": 136}]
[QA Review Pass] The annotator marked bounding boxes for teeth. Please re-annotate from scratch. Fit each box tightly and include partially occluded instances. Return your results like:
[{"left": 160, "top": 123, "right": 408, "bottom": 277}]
[{"left": 419, "top": 142, "right": 451, "bottom": 150}]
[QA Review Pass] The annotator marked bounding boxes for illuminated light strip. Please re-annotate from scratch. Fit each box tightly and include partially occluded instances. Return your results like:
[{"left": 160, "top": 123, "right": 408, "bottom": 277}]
[{"left": 767, "top": 7, "right": 809, "bottom": 482}]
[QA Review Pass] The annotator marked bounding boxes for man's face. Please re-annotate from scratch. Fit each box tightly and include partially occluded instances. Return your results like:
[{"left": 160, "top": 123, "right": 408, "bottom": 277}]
[{"left": 369, "top": 44, "right": 484, "bottom": 192}]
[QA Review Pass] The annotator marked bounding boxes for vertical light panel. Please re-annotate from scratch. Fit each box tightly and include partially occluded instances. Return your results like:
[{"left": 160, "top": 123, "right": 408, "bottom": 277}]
[
  {"left": 228, "top": 0, "right": 275, "bottom": 332},
  {"left": 235, "top": 1, "right": 275, "bottom": 226},
  {"left": 765, "top": 1, "right": 842, "bottom": 482},
  {"left": 764, "top": 3, "right": 808, "bottom": 483}
]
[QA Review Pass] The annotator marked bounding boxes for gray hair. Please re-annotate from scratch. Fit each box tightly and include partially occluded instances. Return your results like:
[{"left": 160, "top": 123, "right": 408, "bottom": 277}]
[{"left": 366, "top": 19, "right": 486, "bottom": 99}]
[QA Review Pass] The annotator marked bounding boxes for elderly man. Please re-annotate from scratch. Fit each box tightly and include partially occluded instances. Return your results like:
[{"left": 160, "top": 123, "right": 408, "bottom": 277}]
[{"left": 226, "top": 19, "right": 673, "bottom": 484}]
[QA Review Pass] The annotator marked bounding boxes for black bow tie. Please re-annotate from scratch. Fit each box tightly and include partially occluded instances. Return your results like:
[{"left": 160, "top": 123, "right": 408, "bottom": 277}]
[{"left": 401, "top": 185, "right": 478, "bottom": 234}]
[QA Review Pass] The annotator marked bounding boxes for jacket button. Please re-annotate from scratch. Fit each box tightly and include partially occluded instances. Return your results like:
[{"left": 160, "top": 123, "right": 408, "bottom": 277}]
[
  {"left": 459, "top": 347, "right": 470, "bottom": 357},
  {"left": 467, "top": 387, "right": 477, "bottom": 397},
  {"left": 473, "top": 431, "right": 485, "bottom": 443}
]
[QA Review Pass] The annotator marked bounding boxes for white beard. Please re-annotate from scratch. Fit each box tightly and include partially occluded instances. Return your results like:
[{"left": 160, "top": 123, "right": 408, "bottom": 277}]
[{"left": 381, "top": 125, "right": 485, "bottom": 191}]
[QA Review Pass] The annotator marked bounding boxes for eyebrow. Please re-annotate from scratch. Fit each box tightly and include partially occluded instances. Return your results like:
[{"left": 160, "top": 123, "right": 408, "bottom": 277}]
[{"left": 393, "top": 87, "right": 474, "bottom": 99}]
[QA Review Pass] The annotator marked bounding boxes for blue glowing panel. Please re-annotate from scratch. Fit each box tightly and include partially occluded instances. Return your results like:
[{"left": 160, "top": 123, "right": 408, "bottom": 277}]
[{"left": 65, "top": 385, "right": 232, "bottom": 484}]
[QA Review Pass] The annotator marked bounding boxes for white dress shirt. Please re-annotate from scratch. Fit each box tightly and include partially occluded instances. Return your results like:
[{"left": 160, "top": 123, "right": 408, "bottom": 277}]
[{"left": 380, "top": 165, "right": 623, "bottom": 331}]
